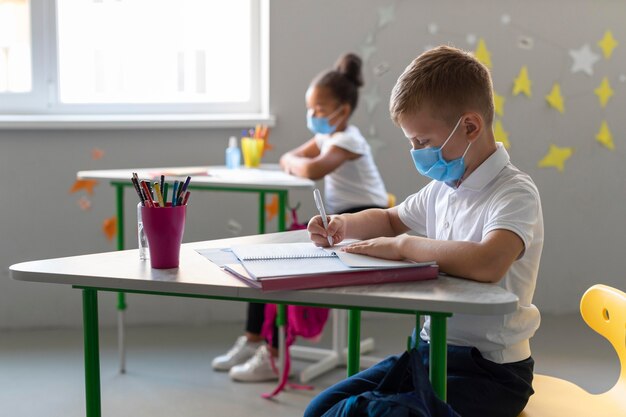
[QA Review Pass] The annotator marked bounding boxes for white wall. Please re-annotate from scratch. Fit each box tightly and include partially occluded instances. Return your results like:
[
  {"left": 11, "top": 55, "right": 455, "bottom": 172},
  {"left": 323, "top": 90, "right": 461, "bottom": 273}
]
[{"left": 2, "top": 0, "right": 625, "bottom": 329}]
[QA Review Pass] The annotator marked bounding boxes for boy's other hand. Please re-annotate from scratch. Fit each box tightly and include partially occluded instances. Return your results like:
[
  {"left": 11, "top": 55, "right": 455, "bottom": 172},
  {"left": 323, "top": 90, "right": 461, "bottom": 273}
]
[
  {"left": 342, "top": 237, "right": 404, "bottom": 260},
  {"left": 307, "top": 215, "right": 346, "bottom": 247}
]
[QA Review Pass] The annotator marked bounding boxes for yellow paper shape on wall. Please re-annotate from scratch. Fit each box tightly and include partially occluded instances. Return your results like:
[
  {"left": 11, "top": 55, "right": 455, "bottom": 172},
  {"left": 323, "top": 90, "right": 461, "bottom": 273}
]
[
  {"left": 474, "top": 38, "right": 492, "bottom": 69},
  {"left": 493, "top": 91, "right": 505, "bottom": 117},
  {"left": 594, "top": 77, "right": 614, "bottom": 108},
  {"left": 545, "top": 83, "right": 565, "bottom": 113},
  {"left": 513, "top": 66, "right": 532, "bottom": 97},
  {"left": 69, "top": 179, "right": 98, "bottom": 195},
  {"left": 537, "top": 144, "right": 573, "bottom": 172},
  {"left": 494, "top": 119, "right": 510, "bottom": 149},
  {"left": 598, "top": 30, "right": 618, "bottom": 59},
  {"left": 102, "top": 216, "right": 117, "bottom": 241},
  {"left": 595, "top": 120, "right": 614, "bottom": 150},
  {"left": 266, "top": 195, "right": 278, "bottom": 221}
]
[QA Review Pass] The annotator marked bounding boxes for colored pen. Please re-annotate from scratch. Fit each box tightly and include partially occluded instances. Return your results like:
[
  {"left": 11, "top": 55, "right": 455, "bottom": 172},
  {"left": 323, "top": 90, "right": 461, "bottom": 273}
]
[
  {"left": 131, "top": 176, "right": 145, "bottom": 206},
  {"left": 149, "top": 182, "right": 157, "bottom": 200},
  {"left": 154, "top": 182, "right": 165, "bottom": 207},
  {"left": 182, "top": 190, "right": 190, "bottom": 206},
  {"left": 162, "top": 182, "right": 169, "bottom": 206},
  {"left": 179, "top": 176, "right": 191, "bottom": 204},
  {"left": 160, "top": 175, "right": 165, "bottom": 196},
  {"left": 140, "top": 181, "right": 154, "bottom": 208},
  {"left": 313, "top": 188, "right": 333, "bottom": 247},
  {"left": 171, "top": 181, "right": 179, "bottom": 207},
  {"left": 180, "top": 176, "right": 191, "bottom": 194}
]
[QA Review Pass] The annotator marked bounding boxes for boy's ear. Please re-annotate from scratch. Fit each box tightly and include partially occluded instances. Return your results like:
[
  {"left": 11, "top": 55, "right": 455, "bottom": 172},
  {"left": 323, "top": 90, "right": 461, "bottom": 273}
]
[{"left": 463, "top": 113, "right": 482, "bottom": 141}]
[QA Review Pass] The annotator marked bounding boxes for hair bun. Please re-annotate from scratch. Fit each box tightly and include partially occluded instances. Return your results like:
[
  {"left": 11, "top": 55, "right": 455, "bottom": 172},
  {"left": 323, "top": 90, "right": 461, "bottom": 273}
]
[{"left": 335, "top": 53, "right": 363, "bottom": 88}]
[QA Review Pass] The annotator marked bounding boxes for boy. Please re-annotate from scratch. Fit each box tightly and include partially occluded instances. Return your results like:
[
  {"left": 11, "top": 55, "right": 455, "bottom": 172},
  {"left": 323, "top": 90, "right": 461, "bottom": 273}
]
[{"left": 304, "top": 46, "right": 543, "bottom": 417}]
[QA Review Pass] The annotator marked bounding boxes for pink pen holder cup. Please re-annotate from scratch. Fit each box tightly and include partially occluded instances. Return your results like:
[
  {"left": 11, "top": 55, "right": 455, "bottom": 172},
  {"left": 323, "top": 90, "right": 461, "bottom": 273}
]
[{"left": 140, "top": 203, "right": 186, "bottom": 269}]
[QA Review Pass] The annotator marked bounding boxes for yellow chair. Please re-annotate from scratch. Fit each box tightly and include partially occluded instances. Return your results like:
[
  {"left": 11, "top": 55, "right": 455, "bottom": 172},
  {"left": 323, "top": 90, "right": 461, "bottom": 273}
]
[{"left": 519, "top": 284, "right": 626, "bottom": 416}]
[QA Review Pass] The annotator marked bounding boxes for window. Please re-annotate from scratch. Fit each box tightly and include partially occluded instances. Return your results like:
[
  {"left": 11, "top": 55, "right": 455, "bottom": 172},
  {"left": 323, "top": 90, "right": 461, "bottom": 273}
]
[
  {"left": 0, "top": 0, "right": 270, "bottom": 128},
  {"left": 0, "top": 0, "right": 31, "bottom": 93}
]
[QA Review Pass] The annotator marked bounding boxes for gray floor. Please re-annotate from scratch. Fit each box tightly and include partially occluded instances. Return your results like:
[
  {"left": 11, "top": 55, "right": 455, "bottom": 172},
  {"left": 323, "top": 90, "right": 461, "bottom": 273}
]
[{"left": 0, "top": 313, "right": 619, "bottom": 417}]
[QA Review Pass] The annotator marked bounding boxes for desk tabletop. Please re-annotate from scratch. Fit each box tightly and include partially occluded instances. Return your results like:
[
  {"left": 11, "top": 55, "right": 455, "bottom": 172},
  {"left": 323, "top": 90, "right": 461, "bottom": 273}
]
[
  {"left": 10, "top": 230, "right": 518, "bottom": 316},
  {"left": 77, "top": 164, "right": 315, "bottom": 190}
]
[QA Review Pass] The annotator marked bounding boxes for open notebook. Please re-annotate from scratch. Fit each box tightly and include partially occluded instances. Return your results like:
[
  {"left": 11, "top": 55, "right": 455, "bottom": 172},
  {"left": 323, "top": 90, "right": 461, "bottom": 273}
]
[{"left": 222, "top": 242, "right": 438, "bottom": 291}]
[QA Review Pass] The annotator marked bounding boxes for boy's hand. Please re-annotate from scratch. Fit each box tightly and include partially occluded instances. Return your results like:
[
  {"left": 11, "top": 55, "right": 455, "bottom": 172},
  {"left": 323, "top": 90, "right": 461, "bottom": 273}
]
[
  {"left": 307, "top": 215, "right": 346, "bottom": 247},
  {"left": 342, "top": 236, "right": 405, "bottom": 260}
]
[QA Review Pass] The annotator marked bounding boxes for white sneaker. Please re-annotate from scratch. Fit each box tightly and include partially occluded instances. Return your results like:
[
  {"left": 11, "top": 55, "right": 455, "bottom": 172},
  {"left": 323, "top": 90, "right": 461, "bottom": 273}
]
[
  {"left": 211, "top": 336, "right": 263, "bottom": 372},
  {"left": 229, "top": 345, "right": 279, "bottom": 382}
]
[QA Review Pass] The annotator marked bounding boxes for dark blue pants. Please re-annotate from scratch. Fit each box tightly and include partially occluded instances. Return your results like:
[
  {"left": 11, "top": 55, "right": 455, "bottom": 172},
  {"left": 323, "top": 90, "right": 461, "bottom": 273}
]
[{"left": 304, "top": 340, "right": 534, "bottom": 417}]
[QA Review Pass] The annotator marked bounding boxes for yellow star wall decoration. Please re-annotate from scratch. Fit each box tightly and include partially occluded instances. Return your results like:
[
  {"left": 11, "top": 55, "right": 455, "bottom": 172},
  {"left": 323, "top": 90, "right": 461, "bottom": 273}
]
[
  {"left": 493, "top": 91, "right": 505, "bottom": 117},
  {"left": 494, "top": 119, "right": 510, "bottom": 149},
  {"left": 595, "top": 120, "right": 614, "bottom": 150},
  {"left": 545, "top": 83, "right": 565, "bottom": 113},
  {"left": 594, "top": 77, "right": 614, "bottom": 107},
  {"left": 513, "top": 66, "right": 532, "bottom": 97},
  {"left": 474, "top": 38, "right": 492, "bottom": 69},
  {"left": 538, "top": 145, "right": 574, "bottom": 172},
  {"left": 598, "top": 30, "right": 618, "bottom": 59}
]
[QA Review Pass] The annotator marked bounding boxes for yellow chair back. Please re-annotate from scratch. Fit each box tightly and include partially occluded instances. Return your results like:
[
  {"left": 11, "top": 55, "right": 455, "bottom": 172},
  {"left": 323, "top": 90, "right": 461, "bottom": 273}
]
[
  {"left": 580, "top": 284, "right": 626, "bottom": 384},
  {"left": 519, "top": 284, "right": 626, "bottom": 416}
]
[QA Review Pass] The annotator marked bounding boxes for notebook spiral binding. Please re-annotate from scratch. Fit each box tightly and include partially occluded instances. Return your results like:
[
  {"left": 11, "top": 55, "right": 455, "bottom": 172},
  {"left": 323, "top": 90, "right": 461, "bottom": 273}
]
[{"left": 243, "top": 252, "right": 336, "bottom": 261}]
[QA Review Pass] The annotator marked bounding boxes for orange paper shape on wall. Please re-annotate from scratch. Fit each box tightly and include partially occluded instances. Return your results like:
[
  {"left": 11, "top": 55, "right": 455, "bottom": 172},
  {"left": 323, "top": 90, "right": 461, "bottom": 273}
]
[
  {"left": 102, "top": 216, "right": 117, "bottom": 241},
  {"left": 91, "top": 148, "right": 105, "bottom": 160},
  {"left": 77, "top": 197, "right": 92, "bottom": 211},
  {"left": 69, "top": 179, "right": 99, "bottom": 195},
  {"left": 266, "top": 195, "right": 279, "bottom": 222}
]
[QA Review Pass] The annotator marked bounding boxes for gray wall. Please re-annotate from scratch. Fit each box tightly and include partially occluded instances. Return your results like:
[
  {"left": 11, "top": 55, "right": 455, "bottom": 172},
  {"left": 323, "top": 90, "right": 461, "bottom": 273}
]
[{"left": 2, "top": 0, "right": 625, "bottom": 329}]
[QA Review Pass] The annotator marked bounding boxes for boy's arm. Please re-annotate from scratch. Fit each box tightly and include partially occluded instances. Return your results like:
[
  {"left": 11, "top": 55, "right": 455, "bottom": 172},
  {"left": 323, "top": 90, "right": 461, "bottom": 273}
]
[
  {"left": 344, "top": 228, "right": 524, "bottom": 284},
  {"left": 309, "top": 207, "right": 410, "bottom": 247}
]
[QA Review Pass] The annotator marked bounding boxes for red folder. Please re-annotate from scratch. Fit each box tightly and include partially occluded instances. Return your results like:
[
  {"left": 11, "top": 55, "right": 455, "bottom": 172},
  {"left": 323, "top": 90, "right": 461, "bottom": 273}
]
[{"left": 224, "top": 263, "right": 438, "bottom": 292}]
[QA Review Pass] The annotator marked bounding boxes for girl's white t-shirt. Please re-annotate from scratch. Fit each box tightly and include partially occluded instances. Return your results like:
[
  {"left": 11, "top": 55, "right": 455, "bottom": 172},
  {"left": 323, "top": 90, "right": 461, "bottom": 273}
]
[{"left": 314, "top": 125, "right": 388, "bottom": 214}]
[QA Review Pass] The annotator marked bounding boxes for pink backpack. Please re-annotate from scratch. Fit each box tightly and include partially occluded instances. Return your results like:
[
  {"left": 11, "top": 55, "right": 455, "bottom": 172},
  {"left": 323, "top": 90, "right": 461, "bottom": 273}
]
[
  {"left": 259, "top": 203, "right": 329, "bottom": 398},
  {"left": 261, "top": 304, "right": 330, "bottom": 398}
]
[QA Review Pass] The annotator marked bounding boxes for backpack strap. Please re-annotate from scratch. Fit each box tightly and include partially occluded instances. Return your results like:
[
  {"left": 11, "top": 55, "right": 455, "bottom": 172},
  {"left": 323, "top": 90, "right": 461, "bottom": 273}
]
[{"left": 262, "top": 326, "right": 314, "bottom": 399}]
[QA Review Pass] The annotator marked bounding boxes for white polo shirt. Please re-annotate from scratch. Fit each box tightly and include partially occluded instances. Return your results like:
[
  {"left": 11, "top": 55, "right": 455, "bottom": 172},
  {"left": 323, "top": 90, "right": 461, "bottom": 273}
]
[
  {"left": 315, "top": 125, "right": 388, "bottom": 214},
  {"left": 397, "top": 143, "right": 543, "bottom": 364}
]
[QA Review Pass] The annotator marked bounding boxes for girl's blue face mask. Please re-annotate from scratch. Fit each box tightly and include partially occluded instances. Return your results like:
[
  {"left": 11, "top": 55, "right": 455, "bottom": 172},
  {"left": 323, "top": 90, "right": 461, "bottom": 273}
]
[
  {"left": 410, "top": 117, "right": 471, "bottom": 183},
  {"left": 306, "top": 106, "right": 343, "bottom": 135}
]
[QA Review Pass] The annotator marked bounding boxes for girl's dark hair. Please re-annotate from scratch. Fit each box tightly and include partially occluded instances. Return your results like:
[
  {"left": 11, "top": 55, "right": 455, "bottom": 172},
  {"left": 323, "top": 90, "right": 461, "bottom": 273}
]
[{"left": 312, "top": 53, "right": 364, "bottom": 113}]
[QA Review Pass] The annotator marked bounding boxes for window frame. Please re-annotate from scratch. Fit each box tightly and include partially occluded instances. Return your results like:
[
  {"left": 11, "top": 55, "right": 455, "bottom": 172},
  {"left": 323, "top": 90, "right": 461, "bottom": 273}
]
[{"left": 0, "top": 0, "right": 273, "bottom": 129}]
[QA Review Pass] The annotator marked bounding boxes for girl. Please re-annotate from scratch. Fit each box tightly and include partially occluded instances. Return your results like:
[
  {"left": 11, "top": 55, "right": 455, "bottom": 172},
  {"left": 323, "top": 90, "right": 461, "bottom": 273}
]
[{"left": 212, "top": 53, "right": 388, "bottom": 382}]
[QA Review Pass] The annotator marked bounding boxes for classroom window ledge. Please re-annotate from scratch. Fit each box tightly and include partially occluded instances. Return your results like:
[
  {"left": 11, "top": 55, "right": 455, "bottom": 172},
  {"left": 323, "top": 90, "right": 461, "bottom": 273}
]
[{"left": 0, "top": 113, "right": 276, "bottom": 130}]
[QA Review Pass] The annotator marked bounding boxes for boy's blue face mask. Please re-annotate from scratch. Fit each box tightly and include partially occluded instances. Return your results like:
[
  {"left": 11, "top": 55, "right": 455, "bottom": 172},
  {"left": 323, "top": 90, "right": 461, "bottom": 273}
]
[
  {"left": 306, "top": 106, "right": 343, "bottom": 135},
  {"left": 410, "top": 117, "right": 471, "bottom": 183}
]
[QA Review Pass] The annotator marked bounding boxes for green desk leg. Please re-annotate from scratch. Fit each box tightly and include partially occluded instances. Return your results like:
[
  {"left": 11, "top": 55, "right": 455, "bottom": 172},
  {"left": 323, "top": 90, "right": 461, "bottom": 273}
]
[
  {"left": 258, "top": 191, "right": 266, "bottom": 234},
  {"left": 347, "top": 309, "right": 361, "bottom": 376},
  {"left": 276, "top": 304, "right": 287, "bottom": 376},
  {"left": 429, "top": 313, "right": 449, "bottom": 401},
  {"left": 113, "top": 184, "right": 127, "bottom": 374},
  {"left": 277, "top": 191, "right": 287, "bottom": 232},
  {"left": 82, "top": 289, "right": 101, "bottom": 417}
]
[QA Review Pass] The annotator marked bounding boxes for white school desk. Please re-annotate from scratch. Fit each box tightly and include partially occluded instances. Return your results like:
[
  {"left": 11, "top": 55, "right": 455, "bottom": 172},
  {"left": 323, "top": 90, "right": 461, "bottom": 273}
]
[
  {"left": 11, "top": 230, "right": 518, "bottom": 417},
  {"left": 77, "top": 164, "right": 315, "bottom": 373},
  {"left": 77, "top": 165, "right": 377, "bottom": 381}
]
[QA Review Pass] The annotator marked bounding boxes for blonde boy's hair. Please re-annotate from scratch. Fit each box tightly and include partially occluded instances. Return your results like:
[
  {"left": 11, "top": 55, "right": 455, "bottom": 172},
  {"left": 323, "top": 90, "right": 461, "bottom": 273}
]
[{"left": 389, "top": 45, "right": 495, "bottom": 126}]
